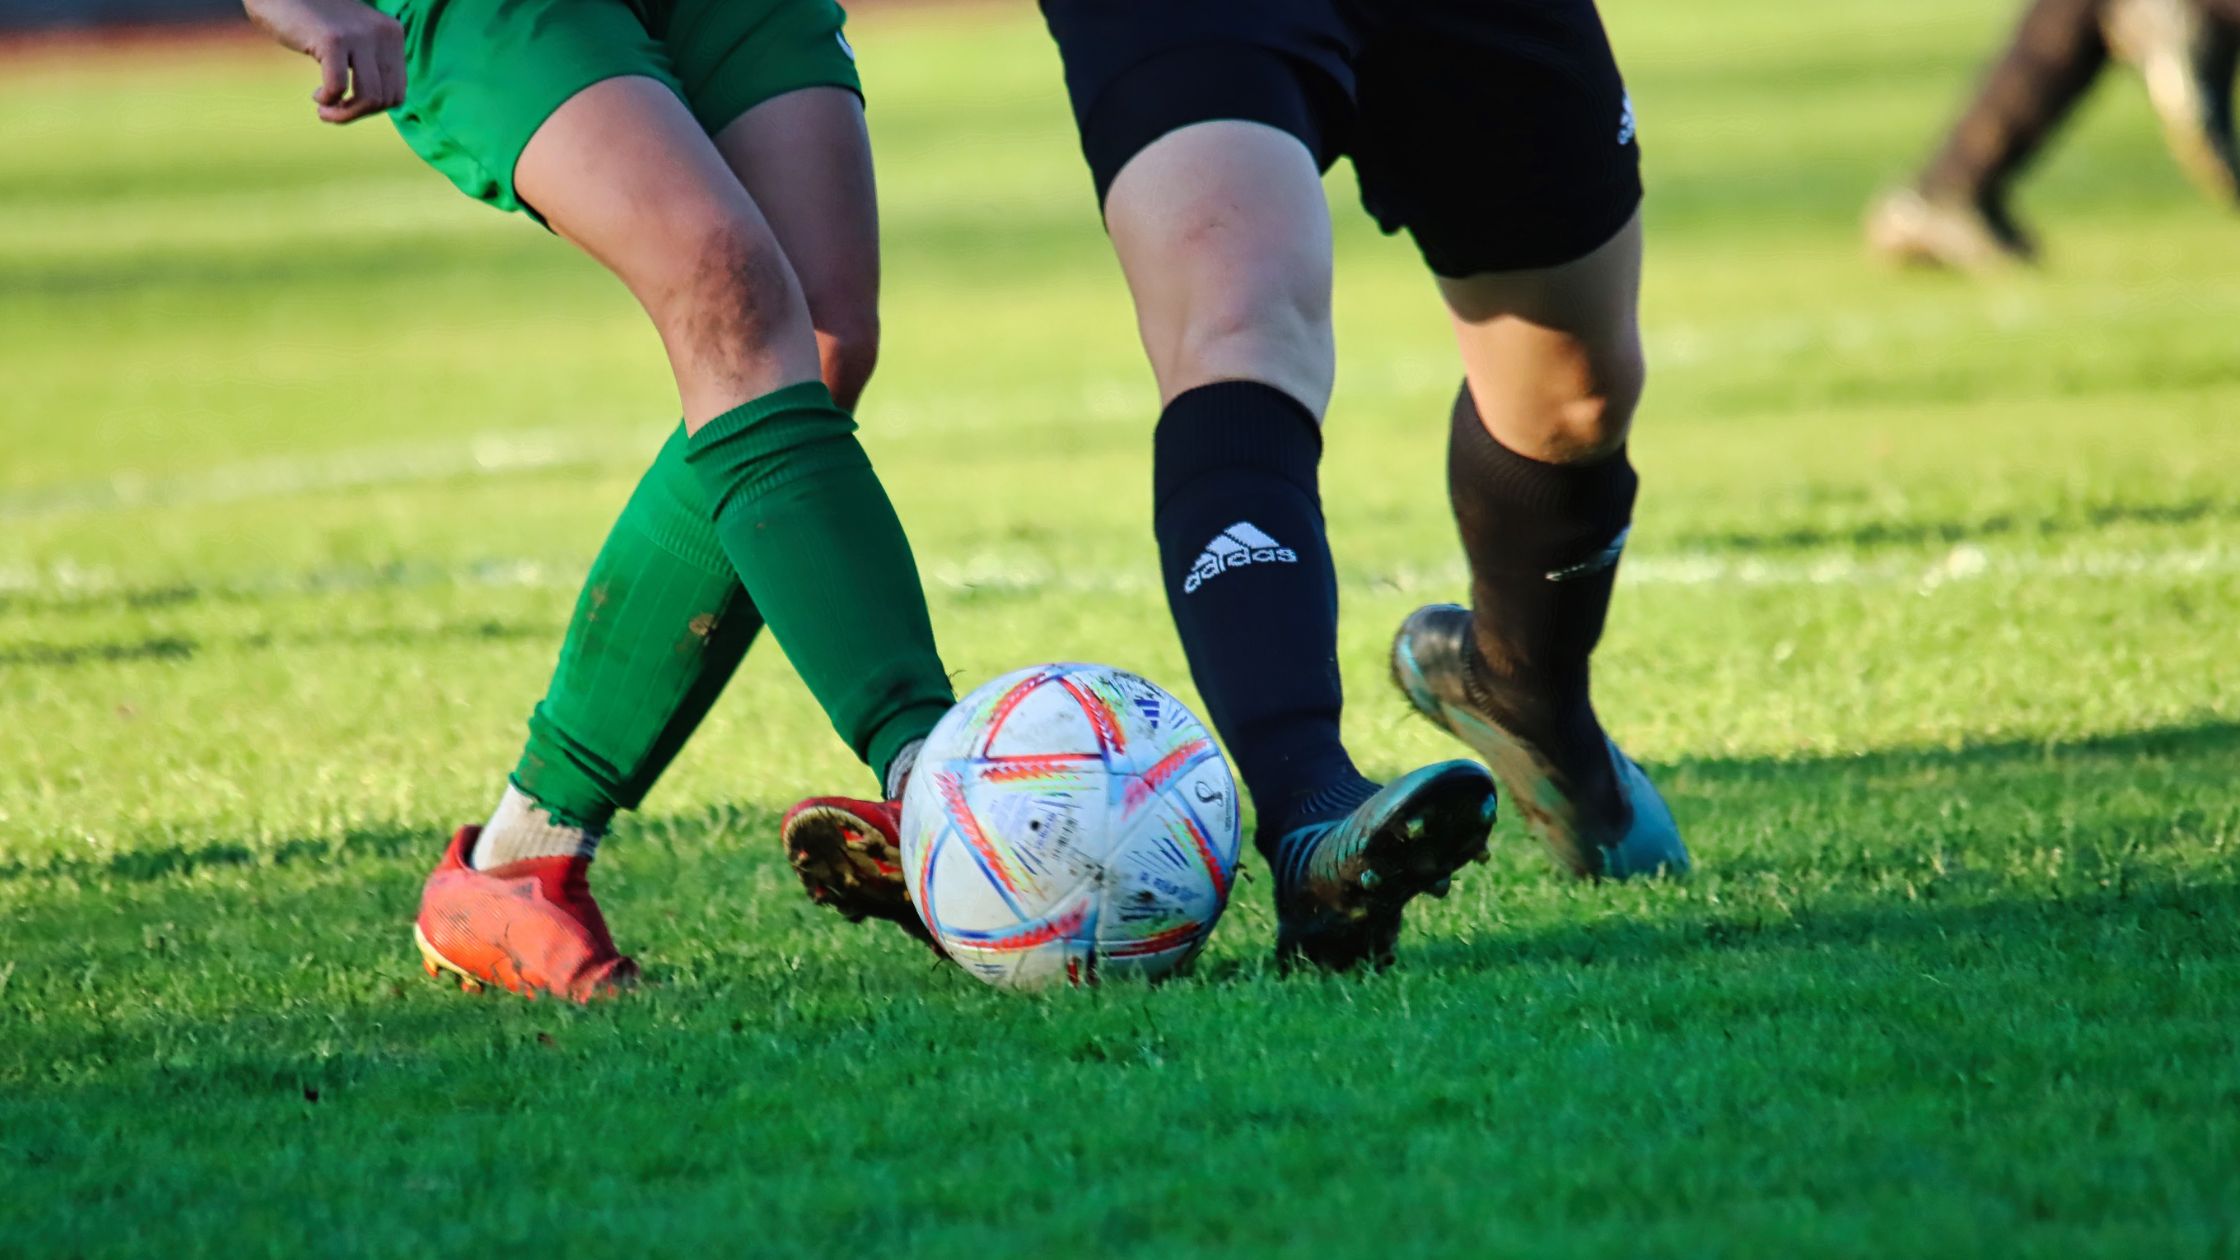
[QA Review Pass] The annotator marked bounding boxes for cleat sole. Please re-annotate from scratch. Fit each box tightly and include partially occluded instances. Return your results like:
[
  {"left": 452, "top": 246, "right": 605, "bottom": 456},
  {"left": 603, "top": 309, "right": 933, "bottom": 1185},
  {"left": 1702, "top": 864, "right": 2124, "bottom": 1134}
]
[
  {"left": 413, "top": 922, "right": 485, "bottom": 996},
  {"left": 784, "top": 801, "right": 940, "bottom": 950},
  {"left": 1277, "top": 762, "right": 1498, "bottom": 972},
  {"left": 785, "top": 806, "right": 912, "bottom": 919}
]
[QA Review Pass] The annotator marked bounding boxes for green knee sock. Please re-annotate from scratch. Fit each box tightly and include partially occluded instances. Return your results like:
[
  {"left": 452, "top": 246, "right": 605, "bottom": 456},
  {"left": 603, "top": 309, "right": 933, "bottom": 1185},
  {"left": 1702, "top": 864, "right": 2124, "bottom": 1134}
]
[
  {"left": 511, "top": 426, "right": 763, "bottom": 830},
  {"left": 684, "top": 380, "right": 954, "bottom": 781}
]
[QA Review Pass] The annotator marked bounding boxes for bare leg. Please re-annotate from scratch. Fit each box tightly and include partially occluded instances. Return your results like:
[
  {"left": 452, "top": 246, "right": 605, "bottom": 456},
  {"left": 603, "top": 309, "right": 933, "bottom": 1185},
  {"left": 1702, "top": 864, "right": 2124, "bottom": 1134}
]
[
  {"left": 712, "top": 86, "right": 884, "bottom": 411},
  {"left": 1440, "top": 216, "right": 1645, "bottom": 467},
  {"left": 516, "top": 77, "right": 823, "bottom": 429},
  {"left": 1105, "top": 121, "right": 1336, "bottom": 414}
]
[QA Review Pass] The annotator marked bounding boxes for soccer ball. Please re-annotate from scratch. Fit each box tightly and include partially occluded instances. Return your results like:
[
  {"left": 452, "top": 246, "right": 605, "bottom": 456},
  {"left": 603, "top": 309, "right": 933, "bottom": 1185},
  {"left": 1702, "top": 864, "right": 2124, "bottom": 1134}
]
[{"left": 899, "top": 663, "right": 1242, "bottom": 989}]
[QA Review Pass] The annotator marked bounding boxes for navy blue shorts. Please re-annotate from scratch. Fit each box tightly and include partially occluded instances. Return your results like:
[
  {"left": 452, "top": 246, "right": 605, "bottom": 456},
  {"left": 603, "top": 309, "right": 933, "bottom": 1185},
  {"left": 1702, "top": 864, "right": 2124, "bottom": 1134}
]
[{"left": 1039, "top": 0, "right": 1643, "bottom": 276}]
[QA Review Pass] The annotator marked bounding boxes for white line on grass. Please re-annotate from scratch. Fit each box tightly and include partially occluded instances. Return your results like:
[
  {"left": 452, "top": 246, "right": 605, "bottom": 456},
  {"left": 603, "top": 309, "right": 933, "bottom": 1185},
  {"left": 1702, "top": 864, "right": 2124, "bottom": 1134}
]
[
  {"left": 2, "top": 543, "right": 2234, "bottom": 610},
  {"left": 0, "top": 384, "right": 1153, "bottom": 520},
  {"left": 0, "top": 429, "right": 652, "bottom": 521}
]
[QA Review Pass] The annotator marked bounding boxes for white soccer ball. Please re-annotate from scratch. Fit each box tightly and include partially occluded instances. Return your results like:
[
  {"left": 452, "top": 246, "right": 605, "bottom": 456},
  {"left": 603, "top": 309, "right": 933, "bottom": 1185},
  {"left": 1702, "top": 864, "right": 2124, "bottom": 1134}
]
[{"left": 899, "top": 663, "right": 1242, "bottom": 989}]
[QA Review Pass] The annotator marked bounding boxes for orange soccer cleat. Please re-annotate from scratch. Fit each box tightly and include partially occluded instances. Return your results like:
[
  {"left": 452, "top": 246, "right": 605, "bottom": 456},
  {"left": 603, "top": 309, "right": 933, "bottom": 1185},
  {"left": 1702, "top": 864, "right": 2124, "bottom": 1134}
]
[{"left": 412, "top": 826, "right": 637, "bottom": 1002}]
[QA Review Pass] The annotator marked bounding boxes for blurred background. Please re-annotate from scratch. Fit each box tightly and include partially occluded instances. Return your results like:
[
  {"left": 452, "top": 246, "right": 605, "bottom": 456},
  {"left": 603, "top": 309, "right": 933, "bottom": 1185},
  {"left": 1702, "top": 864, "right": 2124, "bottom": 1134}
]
[{"left": 3, "top": 0, "right": 235, "bottom": 23}]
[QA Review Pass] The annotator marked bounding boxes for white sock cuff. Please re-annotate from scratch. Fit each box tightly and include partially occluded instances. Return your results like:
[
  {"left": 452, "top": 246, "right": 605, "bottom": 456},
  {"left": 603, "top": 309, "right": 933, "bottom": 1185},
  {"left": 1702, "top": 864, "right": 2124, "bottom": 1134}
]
[
  {"left": 472, "top": 783, "right": 601, "bottom": 868},
  {"left": 884, "top": 737, "right": 926, "bottom": 801}
]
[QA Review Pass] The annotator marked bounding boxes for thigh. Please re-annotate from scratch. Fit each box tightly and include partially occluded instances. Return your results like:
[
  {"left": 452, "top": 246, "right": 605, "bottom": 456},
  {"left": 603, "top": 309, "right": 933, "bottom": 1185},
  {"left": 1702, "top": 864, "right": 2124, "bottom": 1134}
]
[
  {"left": 1351, "top": 0, "right": 1642, "bottom": 278},
  {"left": 661, "top": 0, "right": 864, "bottom": 137},
  {"left": 1105, "top": 120, "right": 1338, "bottom": 413},
  {"left": 516, "top": 75, "right": 822, "bottom": 423},
  {"left": 712, "top": 87, "right": 881, "bottom": 408},
  {"left": 374, "top": 0, "right": 679, "bottom": 216}
]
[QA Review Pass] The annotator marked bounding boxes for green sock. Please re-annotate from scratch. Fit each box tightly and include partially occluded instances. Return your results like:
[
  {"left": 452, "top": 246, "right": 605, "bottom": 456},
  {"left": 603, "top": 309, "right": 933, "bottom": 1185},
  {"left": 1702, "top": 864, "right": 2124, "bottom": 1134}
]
[
  {"left": 684, "top": 380, "right": 954, "bottom": 781},
  {"left": 511, "top": 425, "right": 763, "bottom": 830}
]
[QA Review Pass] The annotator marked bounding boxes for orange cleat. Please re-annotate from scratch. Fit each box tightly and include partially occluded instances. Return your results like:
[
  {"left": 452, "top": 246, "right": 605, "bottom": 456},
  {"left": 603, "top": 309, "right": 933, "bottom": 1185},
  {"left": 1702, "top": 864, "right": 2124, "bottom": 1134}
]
[
  {"left": 781, "top": 796, "right": 938, "bottom": 948},
  {"left": 412, "top": 826, "right": 637, "bottom": 1002}
]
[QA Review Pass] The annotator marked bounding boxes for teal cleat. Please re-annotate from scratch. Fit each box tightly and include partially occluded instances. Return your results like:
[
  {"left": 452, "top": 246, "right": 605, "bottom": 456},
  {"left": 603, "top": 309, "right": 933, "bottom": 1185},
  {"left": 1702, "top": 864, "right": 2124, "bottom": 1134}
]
[
  {"left": 1263, "top": 761, "right": 1497, "bottom": 971},
  {"left": 1391, "top": 603, "right": 1689, "bottom": 881}
]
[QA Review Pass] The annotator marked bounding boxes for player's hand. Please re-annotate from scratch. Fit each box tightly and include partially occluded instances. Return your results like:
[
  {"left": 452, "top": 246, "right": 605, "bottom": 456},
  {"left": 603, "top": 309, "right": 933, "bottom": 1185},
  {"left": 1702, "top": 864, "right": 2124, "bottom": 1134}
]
[{"left": 242, "top": 0, "right": 406, "bottom": 124}]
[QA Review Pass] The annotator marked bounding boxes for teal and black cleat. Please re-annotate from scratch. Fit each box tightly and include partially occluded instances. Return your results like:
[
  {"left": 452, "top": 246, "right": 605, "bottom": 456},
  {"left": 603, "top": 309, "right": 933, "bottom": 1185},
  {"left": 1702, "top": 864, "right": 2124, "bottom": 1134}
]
[
  {"left": 1391, "top": 603, "right": 1689, "bottom": 882},
  {"left": 1263, "top": 761, "right": 1498, "bottom": 971}
]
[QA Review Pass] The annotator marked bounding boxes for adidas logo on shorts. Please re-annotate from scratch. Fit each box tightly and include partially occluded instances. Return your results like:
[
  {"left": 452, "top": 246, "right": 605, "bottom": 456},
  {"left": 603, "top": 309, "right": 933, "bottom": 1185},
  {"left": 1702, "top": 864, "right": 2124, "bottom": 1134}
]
[{"left": 1184, "top": 522, "right": 1297, "bottom": 594}]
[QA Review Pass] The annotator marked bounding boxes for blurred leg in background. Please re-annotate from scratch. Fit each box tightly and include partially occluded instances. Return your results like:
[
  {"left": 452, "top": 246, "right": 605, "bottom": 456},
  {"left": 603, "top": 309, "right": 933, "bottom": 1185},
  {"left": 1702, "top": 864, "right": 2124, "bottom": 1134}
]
[{"left": 1869, "top": 0, "right": 2238, "bottom": 270}]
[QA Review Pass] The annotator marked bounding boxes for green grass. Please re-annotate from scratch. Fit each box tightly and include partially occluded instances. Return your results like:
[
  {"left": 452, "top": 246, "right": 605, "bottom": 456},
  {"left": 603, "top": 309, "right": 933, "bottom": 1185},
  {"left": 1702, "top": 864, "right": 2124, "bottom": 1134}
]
[{"left": 4, "top": 2, "right": 2240, "bottom": 1255}]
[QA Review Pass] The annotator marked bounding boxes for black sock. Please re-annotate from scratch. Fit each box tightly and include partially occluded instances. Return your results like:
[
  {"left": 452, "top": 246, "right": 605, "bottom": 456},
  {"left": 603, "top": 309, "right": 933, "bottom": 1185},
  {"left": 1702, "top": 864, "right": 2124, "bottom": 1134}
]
[
  {"left": 1447, "top": 383, "right": 1634, "bottom": 800},
  {"left": 1917, "top": 0, "right": 2107, "bottom": 206},
  {"left": 1153, "top": 382, "right": 1365, "bottom": 831}
]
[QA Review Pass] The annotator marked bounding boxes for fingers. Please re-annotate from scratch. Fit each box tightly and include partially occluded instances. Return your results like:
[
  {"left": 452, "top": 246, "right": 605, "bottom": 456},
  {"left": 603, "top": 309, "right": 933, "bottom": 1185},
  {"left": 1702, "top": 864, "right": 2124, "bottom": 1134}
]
[
  {"left": 313, "top": 55, "right": 406, "bottom": 124},
  {"left": 311, "top": 39, "right": 349, "bottom": 109},
  {"left": 304, "top": 12, "right": 406, "bottom": 125}
]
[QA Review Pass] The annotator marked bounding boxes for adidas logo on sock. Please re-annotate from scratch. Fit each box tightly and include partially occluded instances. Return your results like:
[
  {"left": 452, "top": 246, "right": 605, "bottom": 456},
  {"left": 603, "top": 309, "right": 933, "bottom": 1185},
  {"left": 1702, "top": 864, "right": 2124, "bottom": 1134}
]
[{"left": 1184, "top": 522, "right": 1297, "bottom": 593}]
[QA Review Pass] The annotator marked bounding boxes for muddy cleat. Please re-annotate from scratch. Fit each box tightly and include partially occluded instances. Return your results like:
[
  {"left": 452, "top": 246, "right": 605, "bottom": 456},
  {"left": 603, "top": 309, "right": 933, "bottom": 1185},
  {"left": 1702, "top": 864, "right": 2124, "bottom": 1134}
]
[
  {"left": 1866, "top": 185, "right": 2038, "bottom": 271},
  {"left": 2103, "top": 0, "right": 2240, "bottom": 204},
  {"left": 782, "top": 796, "right": 938, "bottom": 948},
  {"left": 1391, "top": 603, "right": 1689, "bottom": 882},
  {"left": 1264, "top": 762, "right": 1498, "bottom": 972},
  {"left": 413, "top": 825, "right": 636, "bottom": 1002}
]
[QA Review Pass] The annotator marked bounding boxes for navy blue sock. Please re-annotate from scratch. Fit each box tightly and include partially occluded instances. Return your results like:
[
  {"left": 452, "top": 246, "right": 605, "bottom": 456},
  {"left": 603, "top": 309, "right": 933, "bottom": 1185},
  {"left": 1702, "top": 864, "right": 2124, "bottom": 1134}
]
[{"left": 1152, "top": 382, "right": 1368, "bottom": 833}]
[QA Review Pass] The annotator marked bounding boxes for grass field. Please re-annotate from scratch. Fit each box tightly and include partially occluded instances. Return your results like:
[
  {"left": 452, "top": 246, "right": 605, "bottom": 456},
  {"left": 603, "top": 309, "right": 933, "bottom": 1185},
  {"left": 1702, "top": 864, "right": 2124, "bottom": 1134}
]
[{"left": 5, "top": 2, "right": 2240, "bottom": 1255}]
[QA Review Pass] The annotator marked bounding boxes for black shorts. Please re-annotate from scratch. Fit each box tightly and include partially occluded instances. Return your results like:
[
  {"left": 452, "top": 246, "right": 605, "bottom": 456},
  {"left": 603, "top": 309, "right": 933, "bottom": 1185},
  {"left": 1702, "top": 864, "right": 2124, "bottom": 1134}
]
[{"left": 1038, "top": 0, "right": 1643, "bottom": 276}]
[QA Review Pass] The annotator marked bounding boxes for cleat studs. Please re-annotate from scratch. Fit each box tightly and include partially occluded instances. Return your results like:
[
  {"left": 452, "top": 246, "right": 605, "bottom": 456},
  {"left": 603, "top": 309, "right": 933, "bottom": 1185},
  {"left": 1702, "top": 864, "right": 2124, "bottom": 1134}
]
[
  {"left": 1429, "top": 876, "right": 1453, "bottom": 899},
  {"left": 1360, "top": 870, "right": 1382, "bottom": 890},
  {"left": 1470, "top": 847, "right": 1491, "bottom": 864},
  {"left": 458, "top": 977, "right": 482, "bottom": 994}
]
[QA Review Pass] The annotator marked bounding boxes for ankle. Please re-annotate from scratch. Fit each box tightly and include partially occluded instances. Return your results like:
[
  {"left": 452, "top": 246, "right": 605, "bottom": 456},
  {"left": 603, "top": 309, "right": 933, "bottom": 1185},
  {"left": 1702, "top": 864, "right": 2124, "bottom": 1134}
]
[
  {"left": 1254, "top": 769, "right": 1378, "bottom": 845},
  {"left": 1465, "top": 660, "right": 1614, "bottom": 779},
  {"left": 473, "top": 783, "right": 603, "bottom": 869}
]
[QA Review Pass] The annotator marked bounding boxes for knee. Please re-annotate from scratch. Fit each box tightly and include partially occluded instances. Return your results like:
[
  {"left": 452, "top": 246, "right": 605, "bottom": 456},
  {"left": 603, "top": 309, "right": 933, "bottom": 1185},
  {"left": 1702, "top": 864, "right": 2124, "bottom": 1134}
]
[
  {"left": 814, "top": 314, "right": 880, "bottom": 412},
  {"left": 1156, "top": 275, "right": 1334, "bottom": 412},
  {"left": 1480, "top": 335, "right": 1645, "bottom": 464},
  {"left": 665, "top": 219, "right": 812, "bottom": 366},
  {"left": 1559, "top": 341, "right": 1645, "bottom": 460}
]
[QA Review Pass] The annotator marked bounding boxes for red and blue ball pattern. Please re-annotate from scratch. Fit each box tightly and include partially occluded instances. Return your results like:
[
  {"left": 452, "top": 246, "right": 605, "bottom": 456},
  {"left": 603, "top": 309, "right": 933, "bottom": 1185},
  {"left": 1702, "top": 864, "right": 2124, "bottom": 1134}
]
[{"left": 898, "top": 663, "right": 1241, "bottom": 989}]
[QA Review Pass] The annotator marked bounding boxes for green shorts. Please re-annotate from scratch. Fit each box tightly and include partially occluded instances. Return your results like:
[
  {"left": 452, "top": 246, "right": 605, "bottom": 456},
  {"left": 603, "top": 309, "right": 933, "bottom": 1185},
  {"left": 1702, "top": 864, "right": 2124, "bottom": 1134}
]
[{"left": 378, "top": 0, "right": 861, "bottom": 215}]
